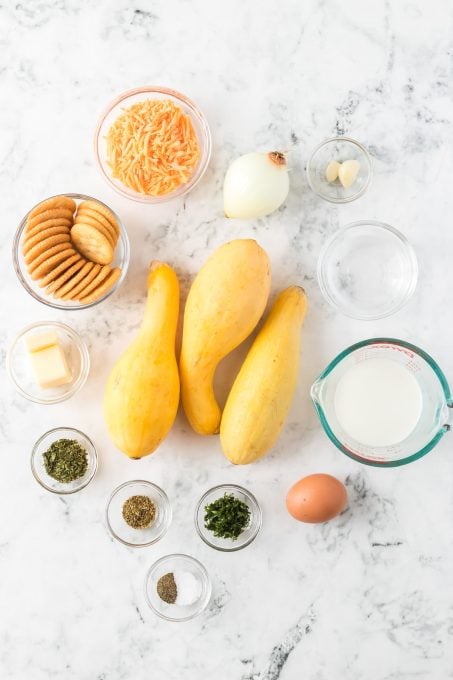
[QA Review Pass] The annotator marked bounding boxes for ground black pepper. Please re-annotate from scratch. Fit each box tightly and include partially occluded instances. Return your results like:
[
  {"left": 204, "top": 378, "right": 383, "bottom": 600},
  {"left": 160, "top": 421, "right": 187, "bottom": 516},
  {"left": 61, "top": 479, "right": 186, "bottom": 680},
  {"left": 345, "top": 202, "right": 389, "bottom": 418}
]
[{"left": 156, "top": 573, "right": 177, "bottom": 604}]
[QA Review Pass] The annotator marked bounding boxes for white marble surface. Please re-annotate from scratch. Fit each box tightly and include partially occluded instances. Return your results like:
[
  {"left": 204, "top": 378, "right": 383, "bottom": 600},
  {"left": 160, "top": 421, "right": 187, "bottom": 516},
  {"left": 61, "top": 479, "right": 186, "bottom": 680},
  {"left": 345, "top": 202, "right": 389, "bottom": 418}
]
[{"left": 1, "top": 1, "right": 453, "bottom": 678}]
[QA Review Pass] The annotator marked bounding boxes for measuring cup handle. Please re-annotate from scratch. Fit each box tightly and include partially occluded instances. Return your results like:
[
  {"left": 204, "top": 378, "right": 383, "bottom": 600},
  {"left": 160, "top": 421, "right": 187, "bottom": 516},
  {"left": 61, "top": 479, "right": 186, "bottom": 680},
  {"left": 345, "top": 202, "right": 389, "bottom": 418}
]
[{"left": 444, "top": 401, "right": 453, "bottom": 431}]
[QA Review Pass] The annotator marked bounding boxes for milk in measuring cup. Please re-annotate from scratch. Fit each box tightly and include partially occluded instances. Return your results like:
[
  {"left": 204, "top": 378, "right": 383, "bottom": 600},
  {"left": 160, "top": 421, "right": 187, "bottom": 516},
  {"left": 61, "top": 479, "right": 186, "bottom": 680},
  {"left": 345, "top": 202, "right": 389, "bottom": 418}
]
[{"left": 334, "top": 358, "right": 423, "bottom": 447}]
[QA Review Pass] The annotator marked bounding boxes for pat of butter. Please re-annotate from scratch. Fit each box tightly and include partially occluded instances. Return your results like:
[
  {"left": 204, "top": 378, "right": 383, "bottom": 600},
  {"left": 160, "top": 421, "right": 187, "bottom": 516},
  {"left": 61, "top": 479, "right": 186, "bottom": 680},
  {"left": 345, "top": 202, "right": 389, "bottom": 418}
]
[
  {"left": 26, "top": 334, "right": 71, "bottom": 389},
  {"left": 25, "top": 331, "right": 59, "bottom": 353}
]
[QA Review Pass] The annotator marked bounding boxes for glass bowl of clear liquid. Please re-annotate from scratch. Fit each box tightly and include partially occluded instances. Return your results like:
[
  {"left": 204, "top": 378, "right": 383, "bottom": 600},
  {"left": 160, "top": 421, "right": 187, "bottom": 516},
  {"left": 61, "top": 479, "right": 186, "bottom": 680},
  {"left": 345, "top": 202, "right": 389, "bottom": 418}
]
[
  {"left": 317, "top": 221, "right": 418, "bottom": 320},
  {"left": 311, "top": 338, "right": 452, "bottom": 467}
]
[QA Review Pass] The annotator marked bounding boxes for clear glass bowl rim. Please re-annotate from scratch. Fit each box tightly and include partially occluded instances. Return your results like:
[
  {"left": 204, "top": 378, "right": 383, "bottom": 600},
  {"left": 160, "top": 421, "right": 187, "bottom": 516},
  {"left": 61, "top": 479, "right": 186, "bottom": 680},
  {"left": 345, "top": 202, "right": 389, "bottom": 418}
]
[
  {"left": 311, "top": 337, "right": 453, "bottom": 468},
  {"left": 105, "top": 479, "right": 172, "bottom": 548},
  {"left": 12, "top": 192, "right": 130, "bottom": 311},
  {"left": 93, "top": 85, "right": 212, "bottom": 204},
  {"left": 31, "top": 426, "right": 98, "bottom": 494},
  {"left": 144, "top": 553, "right": 212, "bottom": 622},
  {"left": 317, "top": 220, "right": 419, "bottom": 320},
  {"left": 306, "top": 136, "right": 372, "bottom": 203},
  {"left": 7, "top": 320, "right": 90, "bottom": 404},
  {"left": 194, "top": 483, "right": 262, "bottom": 552}
]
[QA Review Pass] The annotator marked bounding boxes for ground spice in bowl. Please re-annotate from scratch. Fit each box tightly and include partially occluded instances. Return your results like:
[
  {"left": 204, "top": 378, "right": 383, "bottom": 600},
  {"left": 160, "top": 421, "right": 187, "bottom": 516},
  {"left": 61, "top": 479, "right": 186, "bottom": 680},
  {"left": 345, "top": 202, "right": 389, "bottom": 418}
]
[
  {"left": 156, "top": 571, "right": 202, "bottom": 606},
  {"left": 156, "top": 573, "right": 177, "bottom": 604},
  {"left": 122, "top": 495, "right": 156, "bottom": 529},
  {"left": 42, "top": 438, "right": 88, "bottom": 483}
]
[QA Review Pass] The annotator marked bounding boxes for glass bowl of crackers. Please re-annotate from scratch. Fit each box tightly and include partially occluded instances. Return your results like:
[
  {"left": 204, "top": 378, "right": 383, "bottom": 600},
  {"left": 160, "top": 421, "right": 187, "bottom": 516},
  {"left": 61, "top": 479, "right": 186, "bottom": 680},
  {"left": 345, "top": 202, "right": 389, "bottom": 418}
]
[
  {"left": 12, "top": 193, "right": 129, "bottom": 310},
  {"left": 94, "top": 86, "right": 212, "bottom": 204}
]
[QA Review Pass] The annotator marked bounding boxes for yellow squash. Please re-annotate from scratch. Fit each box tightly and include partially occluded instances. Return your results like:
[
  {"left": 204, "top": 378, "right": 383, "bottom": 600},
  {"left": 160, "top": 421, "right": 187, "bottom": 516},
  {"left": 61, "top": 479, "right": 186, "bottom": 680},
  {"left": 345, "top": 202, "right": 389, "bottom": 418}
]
[
  {"left": 103, "top": 261, "right": 180, "bottom": 458},
  {"left": 180, "top": 239, "right": 271, "bottom": 435},
  {"left": 220, "top": 286, "right": 307, "bottom": 464}
]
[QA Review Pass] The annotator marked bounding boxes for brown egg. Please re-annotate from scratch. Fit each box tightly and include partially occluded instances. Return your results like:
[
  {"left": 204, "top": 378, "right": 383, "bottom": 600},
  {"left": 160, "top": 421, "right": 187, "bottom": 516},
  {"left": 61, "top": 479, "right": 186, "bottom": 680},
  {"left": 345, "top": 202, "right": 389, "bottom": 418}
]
[{"left": 286, "top": 473, "right": 347, "bottom": 523}]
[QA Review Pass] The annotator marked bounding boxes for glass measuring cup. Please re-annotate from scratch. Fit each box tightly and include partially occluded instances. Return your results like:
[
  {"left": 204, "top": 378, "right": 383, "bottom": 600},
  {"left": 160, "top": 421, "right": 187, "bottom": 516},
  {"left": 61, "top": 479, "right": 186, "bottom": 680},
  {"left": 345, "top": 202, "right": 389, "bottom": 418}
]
[{"left": 311, "top": 338, "right": 452, "bottom": 467}]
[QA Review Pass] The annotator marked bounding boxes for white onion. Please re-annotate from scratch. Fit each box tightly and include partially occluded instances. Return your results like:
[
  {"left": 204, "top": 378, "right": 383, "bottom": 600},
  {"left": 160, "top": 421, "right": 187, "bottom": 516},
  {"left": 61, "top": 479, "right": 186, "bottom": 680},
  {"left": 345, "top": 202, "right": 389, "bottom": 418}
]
[{"left": 223, "top": 151, "right": 289, "bottom": 219}]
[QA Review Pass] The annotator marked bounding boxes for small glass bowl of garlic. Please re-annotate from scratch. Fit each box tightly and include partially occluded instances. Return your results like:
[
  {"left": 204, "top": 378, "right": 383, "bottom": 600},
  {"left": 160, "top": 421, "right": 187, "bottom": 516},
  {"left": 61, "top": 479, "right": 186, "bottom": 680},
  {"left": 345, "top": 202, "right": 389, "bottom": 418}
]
[{"left": 306, "top": 136, "right": 372, "bottom": 203}]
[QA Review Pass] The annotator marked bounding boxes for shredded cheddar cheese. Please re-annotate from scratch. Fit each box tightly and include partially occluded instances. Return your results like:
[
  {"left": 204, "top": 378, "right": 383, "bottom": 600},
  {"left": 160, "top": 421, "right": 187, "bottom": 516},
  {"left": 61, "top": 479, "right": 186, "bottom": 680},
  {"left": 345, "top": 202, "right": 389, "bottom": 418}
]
[{"left": 106, "top": 99, "right": 200, "bottom": 196}]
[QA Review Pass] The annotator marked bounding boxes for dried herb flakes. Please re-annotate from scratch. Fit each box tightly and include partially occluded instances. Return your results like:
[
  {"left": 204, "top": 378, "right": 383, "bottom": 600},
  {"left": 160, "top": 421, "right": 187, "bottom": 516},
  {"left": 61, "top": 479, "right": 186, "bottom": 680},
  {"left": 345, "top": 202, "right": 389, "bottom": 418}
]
[
  {"left": 43, "top": 439, "right": 88, "bottom": 483},
  {"left": 122, "top": 495, "right": 156, "bottom": 529}
]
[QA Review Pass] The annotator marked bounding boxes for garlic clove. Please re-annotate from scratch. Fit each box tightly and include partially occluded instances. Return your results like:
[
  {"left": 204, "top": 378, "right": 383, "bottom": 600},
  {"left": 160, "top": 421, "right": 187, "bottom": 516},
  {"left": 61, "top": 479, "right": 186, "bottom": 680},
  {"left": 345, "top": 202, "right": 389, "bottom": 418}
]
[
  {"left": 338, "top": 159, "right": 361, "bottom": 188},
  {"left": 325, "top": 160, "right": 340, "bottom": 183}
]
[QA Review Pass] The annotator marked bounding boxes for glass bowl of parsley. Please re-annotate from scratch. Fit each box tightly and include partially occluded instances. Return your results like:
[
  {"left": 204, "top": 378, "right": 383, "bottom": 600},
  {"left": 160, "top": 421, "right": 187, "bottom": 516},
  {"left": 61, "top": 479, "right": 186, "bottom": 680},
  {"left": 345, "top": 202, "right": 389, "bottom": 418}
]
[
  {"left": 194, "top": 484, "right": 262, "bottom": 552},
  {"left": 31, "top": 426, "right": 98, "bottom": 494}
]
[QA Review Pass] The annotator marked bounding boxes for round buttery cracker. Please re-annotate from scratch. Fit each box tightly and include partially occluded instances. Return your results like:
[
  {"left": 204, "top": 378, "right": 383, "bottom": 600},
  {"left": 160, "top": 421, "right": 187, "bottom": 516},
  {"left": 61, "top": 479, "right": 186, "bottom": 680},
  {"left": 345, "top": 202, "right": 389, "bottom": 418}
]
[
  {"left": 26, "top": 207, "right": 75, "bottom": 230},
  {"left": 71, "top": 265, "right": 111, "bottom": 300},
  {"left": 27, "top": 242, "right": 73, "bottom": 274},
  {"left": 74, "top": 214, "right": 116, "bottom": 247},
  {"left": 77, "top": 200, "right": 119, "bottom": 234},
  {"left": 23, "top": 218, "right": 72, "bottom": 241},
  {"left": 24, "top": 233, "right": 71, "bottom": 263},
  {"left": 46, "top": 259, "right": 88, "bottom": 296},
  {"left": 31, "top": 248, "right": 78, "bottom": 280},
  {"left": 78, "top": 267, "right": 122, "bottom": 304},
  {"left": 28, "top": 196, "right": 76, "bottom": 219},
  {"left": 52, "top": 261, "right": 95, "bottom": 298},
  {"left": 38, "top": 253, "right": 82, "bottom": 288},
  {"left": 75, "top": 208, "right": 118, "bottom": 241},
  {"left": 60, "top": 264, "right": 102, "bottom": 301},
  {"left": 70, "top": 223, "right": 113, "bottom": 265},
  {"left": 22, "top": 224, "right": 70, "bottom": 254}
]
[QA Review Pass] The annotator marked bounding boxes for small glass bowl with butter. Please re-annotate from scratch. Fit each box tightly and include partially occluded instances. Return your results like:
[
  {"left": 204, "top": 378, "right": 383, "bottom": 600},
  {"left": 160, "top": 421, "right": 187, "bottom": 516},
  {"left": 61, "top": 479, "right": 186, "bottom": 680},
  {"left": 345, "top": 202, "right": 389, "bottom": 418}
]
[
  {"left": 31, "top": 426, "right": 98, "bottom": 494},
  {"left": 306, "top": 137, "right": 372, "bottom": 203},
  {"left": 6, "top": 321, "right": 90, "bottom": 404}
]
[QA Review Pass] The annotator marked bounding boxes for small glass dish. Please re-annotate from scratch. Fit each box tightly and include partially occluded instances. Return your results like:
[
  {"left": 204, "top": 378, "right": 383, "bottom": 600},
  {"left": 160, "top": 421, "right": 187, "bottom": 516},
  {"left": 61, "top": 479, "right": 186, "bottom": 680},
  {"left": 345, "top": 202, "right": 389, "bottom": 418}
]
[
  {"left": 94, "top": 86, "right": 212, "bottom": 203},
  {"left": 307, "top": 136, "right": 372, "bottom": 202},
  {"left": 144, "top": 554, "right": 211, "bottom": 622},
  {"left": 12, "top": 193, "right": 129, "bottom": 310},
  {"left": 106, "top": 480, "right": 171, "bottom": 548},
  {"left": 195, "top": 484, "right": 262, "bottom": 552},
  {"left": 31, "top": 426, "right": 98, "bottom": 494},
  {"left": 7, "top": 321, "right": 90, "bottom": 404},
  {"left": 317, "top": 221, "right": 418, "bottom": 320}
]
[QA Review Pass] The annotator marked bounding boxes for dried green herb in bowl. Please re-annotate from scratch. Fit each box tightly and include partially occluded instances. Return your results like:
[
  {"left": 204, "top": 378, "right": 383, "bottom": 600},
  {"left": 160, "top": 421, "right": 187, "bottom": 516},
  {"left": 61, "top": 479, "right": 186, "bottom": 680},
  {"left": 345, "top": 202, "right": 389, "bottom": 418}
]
[
  {"left": 42, "top": 438, "right": 88, "bottom": 483},
  {"left": 203, "top": 492, "right": 251, "bottom": 540},
  {"left": 122, "top": 495, "right": 156, "bottom": 529}
]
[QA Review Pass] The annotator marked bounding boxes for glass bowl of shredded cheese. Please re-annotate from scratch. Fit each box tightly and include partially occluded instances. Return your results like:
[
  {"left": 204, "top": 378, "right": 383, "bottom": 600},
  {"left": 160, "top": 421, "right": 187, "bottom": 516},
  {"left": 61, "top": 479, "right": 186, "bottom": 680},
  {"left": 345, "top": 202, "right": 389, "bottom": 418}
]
[{"left": 94, "top": 86, "right": 212, "bottom": 203}]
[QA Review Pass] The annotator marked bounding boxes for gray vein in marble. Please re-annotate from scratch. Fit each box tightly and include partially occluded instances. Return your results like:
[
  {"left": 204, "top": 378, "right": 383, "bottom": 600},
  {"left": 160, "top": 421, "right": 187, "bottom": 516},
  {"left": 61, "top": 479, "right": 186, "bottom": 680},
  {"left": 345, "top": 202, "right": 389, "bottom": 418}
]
[
  {"left": 204, "top": 579, "right": 231, "bottom": 621},
  {"left": 134, "top": 604, "right": 145, "bottom": 624},
  {"left": 103, "top": 7, "right": 158, "bottom": 41},
  {"left": 372, "top": 541, "right": 403, "bottom": 547},
  {"left": 384, "top": 1, "right": 395, "bottom": 72},
  {"left": 9, "top": 0, "right": 78, "bottom": 28},
  {"left": 242, "top": 609, "right": 316, "bottom": 680},
  {"left": 335, "top": 91, "right": 361, "bottom": 136}
]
